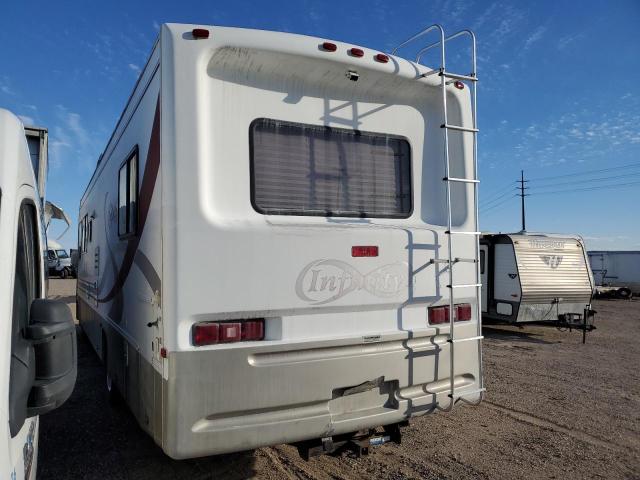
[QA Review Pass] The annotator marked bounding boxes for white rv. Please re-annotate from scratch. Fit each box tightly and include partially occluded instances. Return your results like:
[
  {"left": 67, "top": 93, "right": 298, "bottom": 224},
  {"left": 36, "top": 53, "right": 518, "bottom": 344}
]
[
  {"left": 77, "top": 23, "right": 483, "bottom": 459},
  {"left": 46, "top": 239, "right": 74, "bottom": 279},
  {"left": 0, "top": 109, "right": 77, "bottom": 479},
  {"left": 480, "top": 233, "right": 594, "bottom": 324}
]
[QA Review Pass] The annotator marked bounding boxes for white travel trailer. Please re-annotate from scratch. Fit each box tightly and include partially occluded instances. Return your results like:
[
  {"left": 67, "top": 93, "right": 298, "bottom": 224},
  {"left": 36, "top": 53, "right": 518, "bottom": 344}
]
[
  {"left": 480, "top": 233, "right": 594, "bottom": 324},
  {"left": 77, "top": 23, "right": 484, "bottom": 459},
  {"left": 0, "top": 109, "right": 77, "bottom": 479}
]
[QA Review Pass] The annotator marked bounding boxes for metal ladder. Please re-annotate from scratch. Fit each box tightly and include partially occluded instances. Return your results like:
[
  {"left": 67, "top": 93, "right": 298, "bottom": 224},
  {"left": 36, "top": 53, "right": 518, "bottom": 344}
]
[{"left": 392, "top": 25, "right": 485, "bottom": 409}]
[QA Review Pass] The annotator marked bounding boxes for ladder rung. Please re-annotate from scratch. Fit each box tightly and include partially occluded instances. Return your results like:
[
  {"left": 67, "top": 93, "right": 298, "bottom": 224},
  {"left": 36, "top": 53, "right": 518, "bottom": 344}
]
[
  {"left": 454, "top": 257, "right": 477, "bottom": 263},
  {"left": 441, "top": 124, "right": 479, "bottom": 133},
  {"left": 441, "top": 71, "right": 478, "bottom": 82},
  {"left": 420, "top": 68, "right": 442, "bottom": 78},
  {"left": 429, "top": 258, "right": 477, "bottom": 264},
  {"left": 443, "top": 177, "right": 479, "bottom": 184},
  {"left": 447, "top": 283, "right": 482, "bottom": 288},
  {"left": 445, "top": 230, "right": 481, "bottom": 235},
  {"left": 448, "top": 336, "right": 484, "bottom": 344},
  {"left": 448, "top": 388, "right": 486, "bottom": 399}
]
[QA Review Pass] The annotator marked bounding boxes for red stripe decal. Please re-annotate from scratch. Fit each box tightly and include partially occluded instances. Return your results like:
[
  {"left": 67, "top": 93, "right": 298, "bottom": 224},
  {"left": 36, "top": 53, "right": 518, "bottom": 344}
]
[{"left": 99, "top": 97, "right": 161, "bottom": 303}]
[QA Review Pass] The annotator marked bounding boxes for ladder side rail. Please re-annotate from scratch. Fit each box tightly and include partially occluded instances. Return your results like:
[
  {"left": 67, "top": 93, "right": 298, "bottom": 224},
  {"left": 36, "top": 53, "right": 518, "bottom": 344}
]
[
  {"left": 469, "top": 30, "right": 484, "bottom": 398},
  {"left": 437, "top": 37, "right": 457, "bottom": 408},
  {"left": 391, "top": 24, "right": 445, "bottom": 60},
  {"left": 417, "top": 29, "right": 477, "bottom": 75}
]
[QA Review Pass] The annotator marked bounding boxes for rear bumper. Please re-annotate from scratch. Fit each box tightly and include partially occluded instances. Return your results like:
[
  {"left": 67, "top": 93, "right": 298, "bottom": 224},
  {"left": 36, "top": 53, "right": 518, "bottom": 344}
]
[{"left": 162, "top": 327, "right": 481, "bottom": 458}]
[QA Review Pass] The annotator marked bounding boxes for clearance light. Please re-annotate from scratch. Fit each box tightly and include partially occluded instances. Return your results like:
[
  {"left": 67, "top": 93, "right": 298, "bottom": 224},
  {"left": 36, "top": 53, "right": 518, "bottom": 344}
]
[
  {"left": 454, "top": 80, "right": 465, "bottom": 90},
  {"left": 350, "top": 48, "right": 364, "bottom": 57},
  {"left": 352, "top": 246, "right": 379, "bottom": 257},
  {"left": 192, "top": 28, "right": 210, "bottom": 39},
  {"left": 428, "top": 303, "right": 472, "bottom": 324},
  {"left": 322, "top": 42, "right": 337, "bottom": 52},
  {"left": 375, "top": 53, "right": 389, "bottom": 63},
  {"left": 192, "top": 319, "right": 265, "bottom": 346}
]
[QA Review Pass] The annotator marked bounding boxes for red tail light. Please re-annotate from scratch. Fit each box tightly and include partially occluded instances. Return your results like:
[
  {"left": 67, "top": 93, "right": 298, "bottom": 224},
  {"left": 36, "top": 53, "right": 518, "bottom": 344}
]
[
  {"left": 454, "top": 80, "right": 465, "bottom": 90},
  {"left": 193, "top": 319, "right": 265, "bottom": 346},
  {"left": 352, "top": 246, "right": 379, "bottom": 257},
  {"left": 350, "top": 48, "right": 364, "bottom": 57},
  {"left": 375, "top": 53, "right": 389, "bottom": 63},
  {"left": 241, "top": 320, "right": 265, "bottom": 341},
  {"left": 193, "top": 322, "right": 219, "bottom": 345},
  {"left": 192, "top": 28, "right": 210, "bottom": 39},
  {"left": 429, "top": 305, "right": 450, "bottom": 324},
  {"left": 428, "top": 303, "right": 472, "bottom": 324},
  {"left": 456, "top": 303, "right": 472, "bottom": 321}
]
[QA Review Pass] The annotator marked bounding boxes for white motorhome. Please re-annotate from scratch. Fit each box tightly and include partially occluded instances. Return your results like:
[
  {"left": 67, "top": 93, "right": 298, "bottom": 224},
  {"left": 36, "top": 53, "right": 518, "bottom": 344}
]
[
  {"left": 46, "top": 239, "right": 74, "bottom": 279},
  {"left": 0, "top": 109, "right": 77, "bottom": 479},
  {"left": 77, "top": 23, "right": 483, "bottom": 459},
  {"left": 480, "top": 232, "right": 594, "bottom": 324}
]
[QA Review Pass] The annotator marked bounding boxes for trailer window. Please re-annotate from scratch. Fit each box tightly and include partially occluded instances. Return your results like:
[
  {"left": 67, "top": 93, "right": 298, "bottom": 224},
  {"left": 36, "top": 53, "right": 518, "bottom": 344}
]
[
  {"left": 118, "top": 149, "right": 138, "bottom": 237},
  {"left": 250, "top": 119, "right": 412, "bottom": 218}
]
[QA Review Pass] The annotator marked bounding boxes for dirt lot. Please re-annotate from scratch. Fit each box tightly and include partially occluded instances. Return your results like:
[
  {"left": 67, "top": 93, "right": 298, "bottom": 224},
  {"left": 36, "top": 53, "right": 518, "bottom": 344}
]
[{"left": 40, "top": 279, "right": 640, "bottom": 479}]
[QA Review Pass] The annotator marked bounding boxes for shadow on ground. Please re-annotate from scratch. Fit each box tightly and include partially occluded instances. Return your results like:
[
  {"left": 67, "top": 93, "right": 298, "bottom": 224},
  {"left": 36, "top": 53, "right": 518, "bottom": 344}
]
[
  {"left": 38, "top": 327, "right": 257, "bottom": 480},
  {"left": 481, "top": 325, "right": 556, "bottom": 345}
]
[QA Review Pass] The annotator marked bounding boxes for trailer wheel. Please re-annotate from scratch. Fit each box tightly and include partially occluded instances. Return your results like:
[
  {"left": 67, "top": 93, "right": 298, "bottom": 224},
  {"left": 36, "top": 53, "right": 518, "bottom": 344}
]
[{"left": 617, "top": 287, "right": 632, "bottom": 299}]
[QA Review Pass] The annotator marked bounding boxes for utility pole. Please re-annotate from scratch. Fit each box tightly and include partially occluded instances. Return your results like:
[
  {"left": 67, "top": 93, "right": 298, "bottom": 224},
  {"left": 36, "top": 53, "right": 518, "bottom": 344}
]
[{"left": 518, "top": 170, "right": 529, "bottom": 232}]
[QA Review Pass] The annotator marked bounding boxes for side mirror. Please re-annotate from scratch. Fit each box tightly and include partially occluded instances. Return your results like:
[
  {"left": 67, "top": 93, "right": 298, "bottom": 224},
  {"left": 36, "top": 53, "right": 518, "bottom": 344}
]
[{"left": 24, "top": 299, "right": 77, "bottom": 417}]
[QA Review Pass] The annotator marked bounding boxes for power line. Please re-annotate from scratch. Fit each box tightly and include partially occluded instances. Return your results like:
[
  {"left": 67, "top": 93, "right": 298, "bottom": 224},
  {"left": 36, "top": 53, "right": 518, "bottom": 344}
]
[
  {"left": 528, "top": 179, "right": 640, "bottom": 196},
  {"left": 527, "top": 161, "right": 640, "bottom": 182},
  {"left": 529, "top": 172, "right": 640, "bottom": 189},
  {"left": 480, "top": 181, "right": 517, "bottom": 204},
  {"left": 480, "top": 188, "right": 518, "bottom": 208},
  {"left": 480, "top": 194, "right": 517, "bottom": 213}
]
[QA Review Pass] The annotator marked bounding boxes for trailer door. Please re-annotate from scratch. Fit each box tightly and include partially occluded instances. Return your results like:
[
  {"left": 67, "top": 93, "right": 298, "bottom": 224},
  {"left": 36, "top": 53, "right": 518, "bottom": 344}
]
[{"left": 480, "top": 245, "right": 488, "bottom": 312}]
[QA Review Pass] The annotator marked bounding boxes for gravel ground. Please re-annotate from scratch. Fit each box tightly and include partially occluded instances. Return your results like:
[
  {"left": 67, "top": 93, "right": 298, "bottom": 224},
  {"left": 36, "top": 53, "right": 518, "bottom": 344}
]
[{"left": 40, "top": 279, "right": 640, "bottom": 479}]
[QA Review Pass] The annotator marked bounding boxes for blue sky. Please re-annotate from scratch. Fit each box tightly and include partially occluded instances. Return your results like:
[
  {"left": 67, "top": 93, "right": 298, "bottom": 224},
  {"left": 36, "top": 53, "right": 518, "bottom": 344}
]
[{"left": 1, "top": 0, "right": 639, "bottom": 251}]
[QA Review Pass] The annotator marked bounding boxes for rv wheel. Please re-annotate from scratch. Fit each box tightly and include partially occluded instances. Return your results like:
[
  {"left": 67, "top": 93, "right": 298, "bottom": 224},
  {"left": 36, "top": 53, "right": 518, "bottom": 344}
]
[{"left": 102, "top": 338, "right": 120, "bottom": 405}]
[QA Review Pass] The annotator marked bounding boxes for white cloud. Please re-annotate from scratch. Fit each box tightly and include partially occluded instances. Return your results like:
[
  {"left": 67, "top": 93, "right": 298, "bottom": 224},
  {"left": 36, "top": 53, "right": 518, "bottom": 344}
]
[
  {"left": 0, "top": 75, "right": 16, "bottom": 96},
  {"left": 128, "top": 63, "right": 141, "bottom": 75},
  {"left": 523, "top": 25, "right": 547, "bottom": 50},
  {"left": 49, "top": 105, "right": 97, "bottom": 169},
  {"left": 557, "top": 33, "right": 585, "bottom": 51}
]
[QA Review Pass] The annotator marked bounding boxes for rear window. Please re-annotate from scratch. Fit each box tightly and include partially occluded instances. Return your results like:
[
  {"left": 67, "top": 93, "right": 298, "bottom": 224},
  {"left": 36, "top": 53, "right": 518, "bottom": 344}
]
[{"left": 250, "top": 118, "right": 412, "bottom": 218}]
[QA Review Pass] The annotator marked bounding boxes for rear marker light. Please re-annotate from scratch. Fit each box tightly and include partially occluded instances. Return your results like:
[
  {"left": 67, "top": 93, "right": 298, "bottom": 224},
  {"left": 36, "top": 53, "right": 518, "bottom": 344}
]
[
  {"left": 375, "top": 53, "right": 389, "bottom": 63},
  {"left": 322, "top": 42, "right": 337, "bottom": 52},
  {"left": 352, "top": 246, "right": 379, "bottom": 257},
  {"left": 192, "top": 28, "right": 210, "bottom": 39},
  {"left": 454, "top": 80, "right": 465, "bottom": 90},
  {"left": 350, "top": 48, "right": 364, "bottom": 57},
  {"left": 193, "top": 319, "right": 265, "bottom": 346}
]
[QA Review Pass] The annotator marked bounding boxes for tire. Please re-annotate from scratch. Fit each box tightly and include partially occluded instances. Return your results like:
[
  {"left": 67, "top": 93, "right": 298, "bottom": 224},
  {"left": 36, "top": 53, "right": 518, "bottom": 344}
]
[
  {"left": 617, "top": 288, "right": 632, "bottom": 299},
  {"left": 102, "top": 335, "right": 120, "bottom": 405},
  {"left": 59, "top": 268, "right": 68, "bottom": 279}
]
